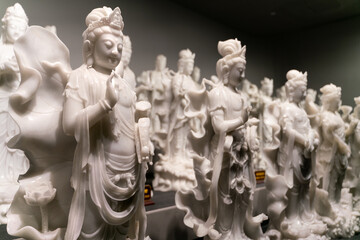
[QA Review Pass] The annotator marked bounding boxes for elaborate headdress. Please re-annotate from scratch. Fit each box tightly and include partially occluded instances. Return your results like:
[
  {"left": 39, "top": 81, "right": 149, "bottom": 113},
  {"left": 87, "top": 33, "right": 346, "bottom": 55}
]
[
  {"left": 218, "top": 38, "right": 246, "bottom": 65},
  {"left": 261, "top": 77, "right": 273, "bottom": 88},
  {"left": 2, "top": 3, "right": 28, "bottom": 25},
  {"left": 179, "top": 49, "right": 195, "bottom": 63},
  {"left": 83, "top": 7, "right": 124, "bottom": 41},
  {"left": 285, "top": 70, "right": 307, "bottom": 89},
  {"left": 216, "top": 39, "right": 246, "bottom": 81},
  {"left": 285, "top": 69, "right": 307, "bottom": 101},
  {"left": 320, "top": 83, "right": 341, "bottom": 105}
]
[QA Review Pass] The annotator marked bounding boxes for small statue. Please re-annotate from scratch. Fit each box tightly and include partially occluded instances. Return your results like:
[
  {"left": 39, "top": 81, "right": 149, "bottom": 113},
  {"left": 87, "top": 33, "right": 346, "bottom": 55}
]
[
  {"left": 63, "top": 7, "right": 151, "bottom": 240},
  {"left": 344, "top": 97, "right": 360, "bottom": 209},
  {"left": 0, "top": 3, "right": 29, "bottom": 224},
  {"left": 257, "top": 77, "right": 274, "bottom": 170},
  {"left": 147, "top": 54, "right": 173, "bottom": 150},
  {"left": 263, "top": 70, "right": 327, "bottom": 239},
  {"left": 176, "top": 39, "right": 267, "bottom": 240},
  {"left": 313, "top": 84, "right": 359, "bottom": 238},
  {"left": 316, "top": 84, "right": 349, "bottom": 202},
  {"left": 153, "top": 49, "right": 200, "bottom": 192}
]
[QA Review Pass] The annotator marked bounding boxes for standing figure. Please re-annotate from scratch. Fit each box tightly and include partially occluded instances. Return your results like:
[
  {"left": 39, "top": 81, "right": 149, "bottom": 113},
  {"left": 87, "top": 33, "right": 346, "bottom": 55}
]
[
  {"left": 263, "top": 70, "right": 327, "bottom": 239},
  {"left": 344, "top": 97, "right": 360, "bottom": 208},
  {"left": 257, "top": 77, "right": 273, "bottom": 170},
  {"left": 316, "top": 84, "right": 350, "bottom": 202},
  {"left": 148, "top": 55, "right": 172, "bottom": 149},
  {"left": 153, "top": 49, "right": 199, "bottom": 191},
  {"left": 176, "top": 39, "right": 267, "bottom": 240},
  {"left": 63, "top": 7, "right": 150, "bottom": 240},
  {"left": 0, "top": 3, "right": 29, "bottom": 223},
  {"left": 313, "top": 84, "right": 359, "bottom": 239}
]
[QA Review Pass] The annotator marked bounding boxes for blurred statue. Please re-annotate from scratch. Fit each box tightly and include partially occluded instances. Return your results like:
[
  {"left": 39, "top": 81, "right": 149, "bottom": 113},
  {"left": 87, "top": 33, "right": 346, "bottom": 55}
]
[
  {"left": 263, "top": 70, "right": 327, "bottom": 239},
  {"left": 0, "top": 3, "right": 29, "bottom": 224},
  {"left": 176, "top": 39, "right": 267, "bottom": 240},
  {"left": 153, "top": 49, "right": 199, "bottom": 191},
  {"left": 7, "top": 26, "right": 74, "bottom": 240}
]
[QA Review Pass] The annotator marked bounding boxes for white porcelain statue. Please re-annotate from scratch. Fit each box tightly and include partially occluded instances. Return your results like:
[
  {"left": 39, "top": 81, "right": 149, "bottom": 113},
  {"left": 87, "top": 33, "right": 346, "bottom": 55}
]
[
  {"left": 176, "top": 39, "right": 267, "bottom": 240},
  {"left": 313, "top": 84, "right": 359, "bottom": 238},
  {"left": 263, "top": 70, "right": 327, "bottom": 239},
  {"left": 0, "top": 3, "right": 29, "bottom": 224},
  {"left": 63, "top": 7, "right": 151, "bottom": 240},
  {"left": 153, "top": 49, "right": 200, "bottom": 192}
]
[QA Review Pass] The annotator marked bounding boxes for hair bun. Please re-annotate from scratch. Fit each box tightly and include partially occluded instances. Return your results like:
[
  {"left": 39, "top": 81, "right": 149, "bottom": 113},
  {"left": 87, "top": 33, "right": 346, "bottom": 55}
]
[{"left": 85, "top": 7, "right": 112, "bottom": 27}]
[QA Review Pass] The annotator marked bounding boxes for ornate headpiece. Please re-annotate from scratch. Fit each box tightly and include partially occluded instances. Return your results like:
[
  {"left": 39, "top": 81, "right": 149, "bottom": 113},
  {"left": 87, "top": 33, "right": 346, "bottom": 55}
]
[
  {"left": 286, "top": 69, "right": 307, "bottom": 87},
  {"left": 218, "top": 38, "right": 246, "bottom": 65},
  {"left": 320, "top": 83, "right": 341, "bottom": 100},
  {"left": 261, "top": 77, "right": 273, "bottom": 87},
  {"left": 179, "top": 49, "right": 195, "bottom": 63},
  {"left": 2, "top": 3, "right": 28, "bottom": 25},
  {"left": 83, "top": 7, "right": 124, "bottom": 39}
]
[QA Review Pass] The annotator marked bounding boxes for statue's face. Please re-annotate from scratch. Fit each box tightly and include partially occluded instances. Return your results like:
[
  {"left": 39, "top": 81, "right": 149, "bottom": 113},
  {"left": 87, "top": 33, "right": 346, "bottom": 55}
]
[
  {"left": 5, "top": 18, "right": 27, "bottom": 43},
  {"left": 228, "top": 62, "right": 245, "bottom": 87},
  {"left": 93, "top": 33, "right": 122, "bottom": 73},
  {"left": 156, "top": 57, "right": 166, "bottom": 71},
  {"left": 291, "top": 84, "right": 306, "bottom": 103},
  {"left": 182, "top": 61, "right": 194, "bottom": 76},
  {"left": 262, "top": 84, "right": 273, "bottom": 97}
]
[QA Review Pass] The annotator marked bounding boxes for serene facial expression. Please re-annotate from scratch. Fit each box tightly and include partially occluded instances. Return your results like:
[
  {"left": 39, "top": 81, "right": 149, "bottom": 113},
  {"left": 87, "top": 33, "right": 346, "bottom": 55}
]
[
  {"left": 291, "top": 84, "right": 307, "bottom": 103},
  {"left": 6, "top": 18, "right": 27, "bottom": 43},
  {"left": 228, "top": 62, "right": 245, "bottom": 87},
  {"left": 183, "top": 61, "right": 194, "bottom": 76},
  {"left": 324, "top": 96, "right": 341, "bottom": 112},
  {"left": 93, "top": 33, "right": 123, "bottom": 73}
]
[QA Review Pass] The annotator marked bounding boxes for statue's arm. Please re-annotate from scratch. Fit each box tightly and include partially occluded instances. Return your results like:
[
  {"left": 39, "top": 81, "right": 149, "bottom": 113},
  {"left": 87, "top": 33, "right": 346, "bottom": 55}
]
[{"left": 211, "top": 109, "right": 244, "bottom": 135}]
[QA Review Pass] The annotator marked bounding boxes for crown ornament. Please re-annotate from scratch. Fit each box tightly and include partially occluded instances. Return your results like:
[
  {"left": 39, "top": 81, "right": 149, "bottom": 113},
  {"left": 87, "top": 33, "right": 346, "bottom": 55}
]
[
  {"left": 2, "top": 3, "right": 28, "bottom": 24},
  {"left": 83, "top": 7, "right": 124, "bottom": 39},
  {"left": 218, "top": 38, "right": 246, "bottom": 64},
  {"left": 179, "top": 49, "right": 195, "bottom": 62}
]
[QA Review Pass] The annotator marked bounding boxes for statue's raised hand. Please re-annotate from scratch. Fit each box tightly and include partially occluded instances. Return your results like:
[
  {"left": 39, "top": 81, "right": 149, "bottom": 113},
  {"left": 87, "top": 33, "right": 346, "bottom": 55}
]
[{"left": 106, "top": 72, "right": 118, "bottom": 108}]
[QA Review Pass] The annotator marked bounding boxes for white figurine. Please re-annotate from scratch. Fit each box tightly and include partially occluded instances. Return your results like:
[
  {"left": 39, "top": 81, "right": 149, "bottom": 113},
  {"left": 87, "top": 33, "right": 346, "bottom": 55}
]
[
  {"left": 257, "top": 77, "right": 273, "bottom": 170},
  {"left": 176, "top": 39, "right": 267, "bottom": 240},
  {"left": 122, "top": 35, "right": 136, "bottom": 90},
  {"left": 0, "top": 3, "right": 29, "bottom": 224},
  {"left": 263, "top": 70, "right": 327, "bottom": 239},
  {"left": 313, "top": 84, "right": 360, "bottom": 238},
  {"left": 316, "top": 84, "right": 349, "bottom": 202},
  {"left": 63, "top": 7, "right": 150, "bottom": 240},
  {"left": 147, "top": 54, "right": 173, "bottom": 149},
  {"left": 153, "top": 49, "right": 199, "bottom": 192},
  {"left": 7, "top": 25, "right": 75, "bottom": 240},
  {"left": 344, "top": 97, "right": 360, "bottom": 208}
]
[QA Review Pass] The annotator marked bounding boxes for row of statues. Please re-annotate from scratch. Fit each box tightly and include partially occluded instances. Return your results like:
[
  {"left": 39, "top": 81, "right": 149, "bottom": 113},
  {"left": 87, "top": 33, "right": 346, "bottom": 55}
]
[{"left": 1, "top": 2, "right": 360, "bottom": 240}]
